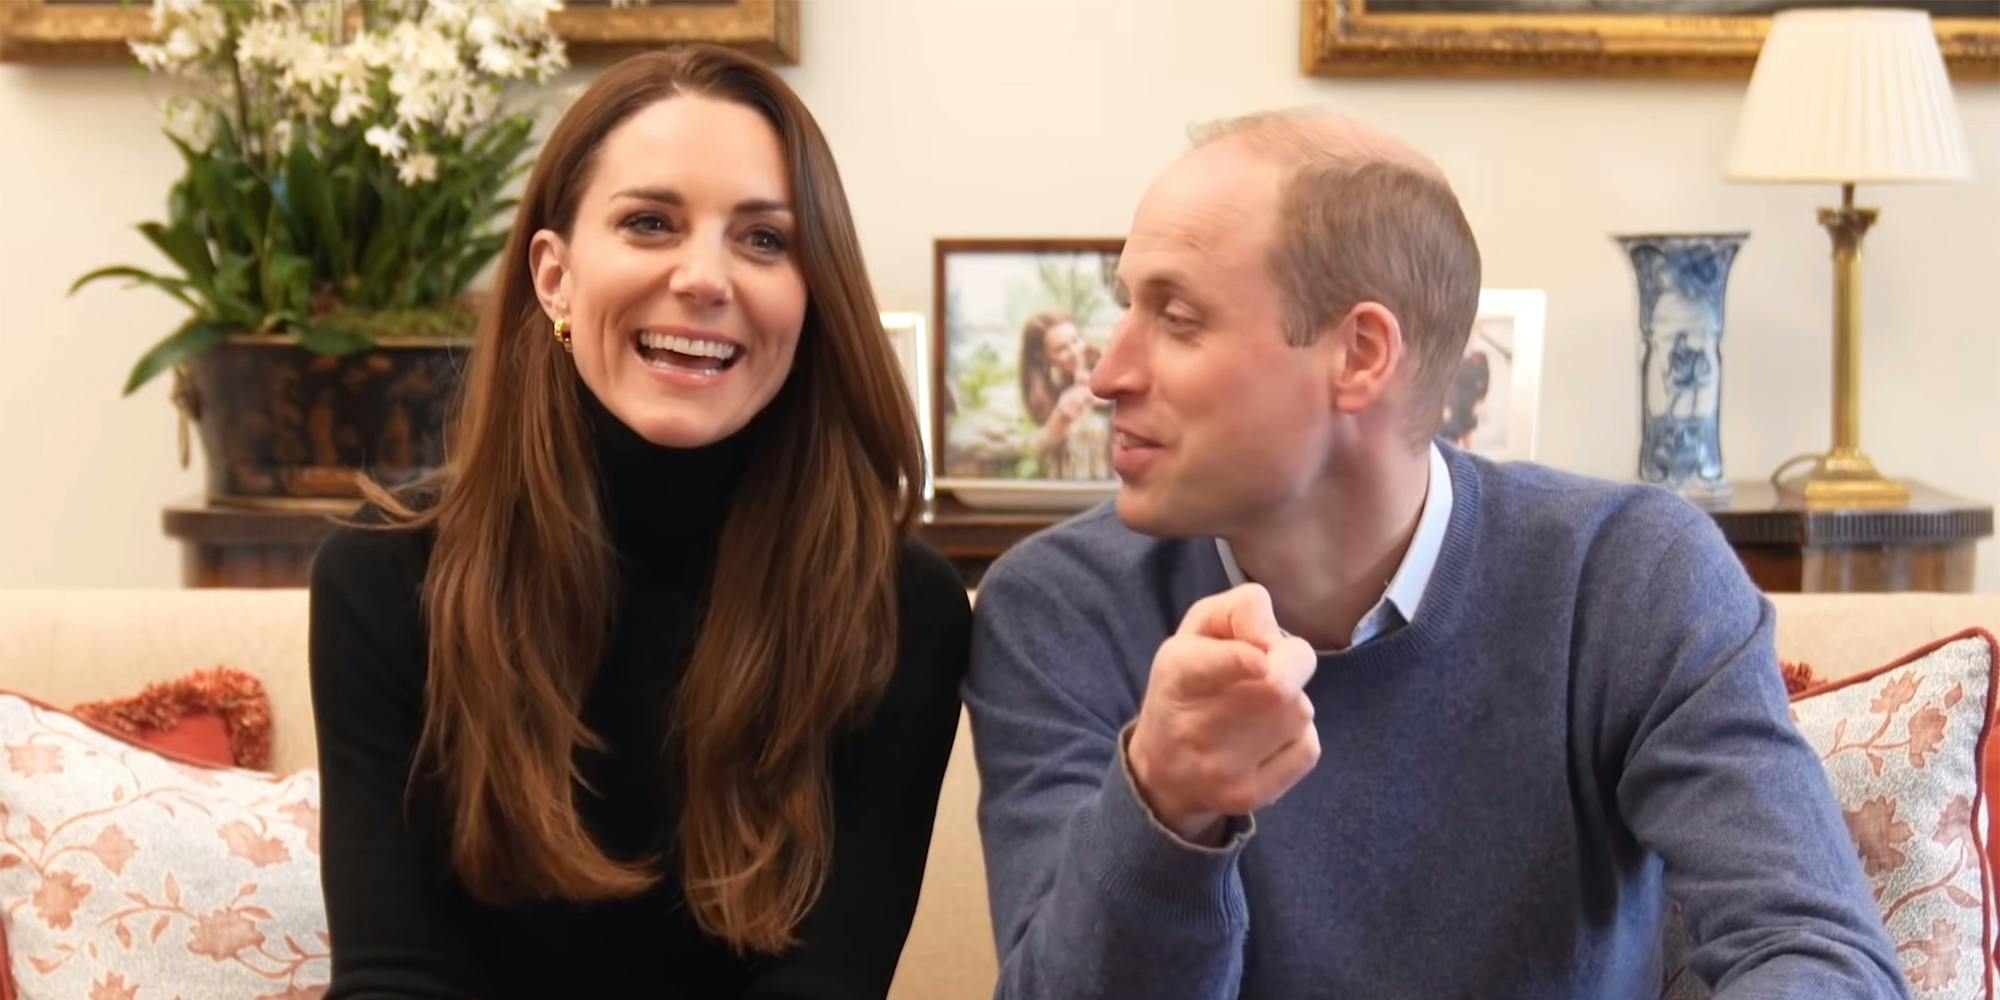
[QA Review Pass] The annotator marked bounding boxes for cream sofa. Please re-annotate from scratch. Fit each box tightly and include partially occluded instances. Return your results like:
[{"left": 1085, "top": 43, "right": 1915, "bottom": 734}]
[{"left": 0, "top": 589, "right": 1996, "bottom": 999}]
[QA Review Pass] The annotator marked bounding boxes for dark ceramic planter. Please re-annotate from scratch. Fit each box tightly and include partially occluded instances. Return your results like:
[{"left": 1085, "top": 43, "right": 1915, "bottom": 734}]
[{"left": 181, "top": 335, "right": 467, "bottom": 508}]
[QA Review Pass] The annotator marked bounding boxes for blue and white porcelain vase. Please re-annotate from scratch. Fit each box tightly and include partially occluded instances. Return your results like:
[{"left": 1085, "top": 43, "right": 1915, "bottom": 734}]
[{"left": 1616, "top": 232, "right": 1747, "bottom": 501}]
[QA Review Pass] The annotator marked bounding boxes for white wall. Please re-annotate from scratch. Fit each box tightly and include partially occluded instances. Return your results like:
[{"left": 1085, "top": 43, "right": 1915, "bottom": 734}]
[{"left": 3, "top": 0, "right": 1996, "bottom": 589}]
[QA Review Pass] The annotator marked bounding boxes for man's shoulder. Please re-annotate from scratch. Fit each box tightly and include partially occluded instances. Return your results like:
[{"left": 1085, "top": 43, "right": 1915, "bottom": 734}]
[
  {"left": 981, "top": 503, "right": 1193, "bottom": 595},
  {"left": 1468, "top": 455, "right": 1707, "bottom": 552},
  {"left": 1462, "top": 454, "right": 1733, "bottom": 605},
  {"left": 968, "top": 504, "right": 1192, "bottom": 694}
]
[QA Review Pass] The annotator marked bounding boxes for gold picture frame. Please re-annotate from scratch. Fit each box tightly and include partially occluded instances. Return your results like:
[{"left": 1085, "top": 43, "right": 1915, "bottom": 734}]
[
  {"left": 1302, "top": 0, "right": 2000, "bottom": 79},
  {"left": 0, "top": 0, "right": 799, "bottom": 65},
  {"left": 0, "top": 1, "right": 148, "bottom": 63}
]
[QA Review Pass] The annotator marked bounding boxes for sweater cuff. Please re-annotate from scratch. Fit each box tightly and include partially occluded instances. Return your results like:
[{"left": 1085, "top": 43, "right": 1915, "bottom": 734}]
[{"left": 1075, "top": 722, "right": 1251, "bottom": 927}]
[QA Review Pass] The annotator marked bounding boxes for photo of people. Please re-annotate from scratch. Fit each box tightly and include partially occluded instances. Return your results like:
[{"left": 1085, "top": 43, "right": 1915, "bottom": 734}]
[
  {"left": 1443, "top": 315, "right": 1513, "bottom": 455},
  {"left": 1440, "top": 290, "right": 1545, "bottom": 461},
  {"left": 935, "top": 241, "right": 1124, "bottom": 483}
]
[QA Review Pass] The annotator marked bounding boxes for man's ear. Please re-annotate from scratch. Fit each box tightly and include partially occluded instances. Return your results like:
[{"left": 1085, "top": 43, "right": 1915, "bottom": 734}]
[
  {"left": 528, "top": 229, "right": 571, "bottom": 319},
  {"left": 1326, "top": 301, "right": 1404, "bottom": 414}
]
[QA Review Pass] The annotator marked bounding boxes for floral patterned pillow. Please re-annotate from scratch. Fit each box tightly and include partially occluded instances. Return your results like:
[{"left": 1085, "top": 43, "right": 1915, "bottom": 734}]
[
  {"left": 0, "top": 692, "right": 326, "bottom": 1000},
  {"left": 1664, "top": 629, "right": 1999, "bottom": 998}
]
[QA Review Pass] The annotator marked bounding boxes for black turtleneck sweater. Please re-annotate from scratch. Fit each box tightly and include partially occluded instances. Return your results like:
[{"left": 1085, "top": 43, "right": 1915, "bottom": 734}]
[{"left": 307, "top": 400, "right": 974, "bottom": 999}]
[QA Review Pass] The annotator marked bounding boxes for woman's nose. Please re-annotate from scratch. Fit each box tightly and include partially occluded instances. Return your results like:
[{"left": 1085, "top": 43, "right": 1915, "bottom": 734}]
[{"left": 668, "top": 233, "right": 732, "bottom": 309}]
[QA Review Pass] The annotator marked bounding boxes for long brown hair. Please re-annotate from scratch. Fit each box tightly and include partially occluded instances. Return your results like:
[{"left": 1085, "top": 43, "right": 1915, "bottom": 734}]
[
  {"left": 1016, "top": 310, "right": 1073, "bottom": 426},
  {"left": 363, "top": 45, "right": 923, "bottom": 953}
]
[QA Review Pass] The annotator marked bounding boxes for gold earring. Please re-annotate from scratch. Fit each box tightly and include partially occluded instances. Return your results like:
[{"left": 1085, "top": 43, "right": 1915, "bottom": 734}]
[{"left": 552, "top": 316, "right": 572, "bottom": 353}]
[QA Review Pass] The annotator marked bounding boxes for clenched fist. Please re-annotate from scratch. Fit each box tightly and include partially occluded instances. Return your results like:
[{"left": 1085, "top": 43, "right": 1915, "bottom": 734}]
[{"left": 1127, "top": 583, "right": 1320, "bottom": 846}]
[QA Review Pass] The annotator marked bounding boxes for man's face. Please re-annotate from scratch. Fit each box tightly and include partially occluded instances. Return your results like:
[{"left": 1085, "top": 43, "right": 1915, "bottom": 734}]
[{"left": 1091, "top": 141, "right": 1339, "bottom": 538}]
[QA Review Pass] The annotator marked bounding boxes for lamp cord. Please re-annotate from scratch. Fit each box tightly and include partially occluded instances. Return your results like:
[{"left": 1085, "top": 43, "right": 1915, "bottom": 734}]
[{"left": 1769, "top": 452, "right": 1820, "bottom": 490}]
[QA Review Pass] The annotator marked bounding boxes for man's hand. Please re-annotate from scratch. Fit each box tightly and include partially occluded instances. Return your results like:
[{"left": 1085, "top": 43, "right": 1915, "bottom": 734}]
[{"left": 1127, "top": 583, "right": 1320, "bottom": 846}]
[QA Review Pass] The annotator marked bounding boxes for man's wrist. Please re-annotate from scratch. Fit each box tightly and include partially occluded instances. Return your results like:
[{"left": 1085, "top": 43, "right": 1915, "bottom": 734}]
[{"left": 1124, "top": 723, "right": 1228, "bottom": 846}]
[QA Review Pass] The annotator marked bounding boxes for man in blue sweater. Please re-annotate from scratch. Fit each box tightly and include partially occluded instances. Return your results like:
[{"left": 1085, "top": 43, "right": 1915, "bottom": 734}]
[{"left": 961, "top": 111, "right": 1906, "bottom": 998}]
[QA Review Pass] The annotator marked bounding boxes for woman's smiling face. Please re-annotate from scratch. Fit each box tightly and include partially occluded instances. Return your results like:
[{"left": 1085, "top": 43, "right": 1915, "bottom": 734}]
[{"left": 532, "top": 94, "right": 807, "bottom": 448}]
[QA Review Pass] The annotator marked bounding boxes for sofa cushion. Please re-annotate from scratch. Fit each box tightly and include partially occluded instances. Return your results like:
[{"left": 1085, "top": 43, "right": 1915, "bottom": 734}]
[
  {"left": 1664, "top": 629, "right": 1999, "bottom": 997},
  {"left": 0, "top": 692, "right": 325, "bottom": 1000},
  {"left": 70, "top": 668, "right": 274, "bottom": 771},
  {"left": 0, "top": 590, "right": 316, "bottom": 775}
]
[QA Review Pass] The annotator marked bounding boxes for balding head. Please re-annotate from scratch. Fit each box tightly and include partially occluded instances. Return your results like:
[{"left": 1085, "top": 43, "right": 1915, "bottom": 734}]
[
  {"left": 1192, "top": 109, "right": 1448, "bottom": 182},
  {"left": 1189, "top": 110, "right": 1481, "bottom": 447}
]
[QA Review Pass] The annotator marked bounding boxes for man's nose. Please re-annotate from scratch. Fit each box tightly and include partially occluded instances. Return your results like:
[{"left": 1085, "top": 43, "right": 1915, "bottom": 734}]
[{"left": 1089, "top": 316, "right": 1144, "bottom": 399}]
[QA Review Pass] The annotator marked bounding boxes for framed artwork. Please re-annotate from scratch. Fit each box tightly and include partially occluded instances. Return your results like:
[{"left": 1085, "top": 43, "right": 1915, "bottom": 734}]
[
  {"left": 1301, "top": 0, "right": 2000, "bottom": 79},
  {"left": 880, "top": 311, "right": 935, "bottom": 502},
  {"left": 0, "top": 1, "right": 146, "bottom": 62},
  {"left": 0, "top": 0, "right": 799, "bottom": 64},
  {"left": 1442, "top": 289, "right": 1546, "bottom": 462},
  {"left": 931, "top": 239, "right": 1126, "bottom": 511},
  {"left": 551, "top": 0, "right": 797, "bottom": 63}
]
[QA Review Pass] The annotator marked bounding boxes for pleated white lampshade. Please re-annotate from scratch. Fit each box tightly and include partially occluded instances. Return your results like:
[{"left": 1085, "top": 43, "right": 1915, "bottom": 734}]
[{"left": 1727, "top": 8, "right": 1971, "bottom": 185}]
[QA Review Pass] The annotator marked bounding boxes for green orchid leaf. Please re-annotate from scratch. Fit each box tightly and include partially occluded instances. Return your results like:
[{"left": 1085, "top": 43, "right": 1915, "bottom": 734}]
[
  {"left": 293, "top": 320, "right": 375, "bottom": 357},
  {"left": 123, "top": 321, "right": 230, "bottom": 396},
  {"left": 138, "top": 220, "right": 216, "bottom": 292},
  {"left": 69, "top": 266, "right": 205, "bottom": 313},
  {"left": 286, "top": 131, "right": 348, "bottom": 277}
]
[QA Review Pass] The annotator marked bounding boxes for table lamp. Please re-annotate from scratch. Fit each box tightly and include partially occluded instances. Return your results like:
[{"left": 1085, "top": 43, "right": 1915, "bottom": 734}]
[{"left": 1725, "top": 7, "right": 1972, "bottom": 508}]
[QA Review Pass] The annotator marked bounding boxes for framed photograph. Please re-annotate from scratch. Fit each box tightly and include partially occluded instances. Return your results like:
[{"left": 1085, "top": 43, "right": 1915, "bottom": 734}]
[
  {"left": 1441, "top": 289, "right": 1546, "bottom": 462},
  {"left": 932, "top": 239, "right": 1126, "bottom": 511},
  {"left": 1301, "top": 0, "right": 2000, "bottom": 79},
  {"left": 0, "top": 0, "right": 799, "bottom": 65},
  {"left": 880, "top": 311, "right": 935, "bottom": 502}
]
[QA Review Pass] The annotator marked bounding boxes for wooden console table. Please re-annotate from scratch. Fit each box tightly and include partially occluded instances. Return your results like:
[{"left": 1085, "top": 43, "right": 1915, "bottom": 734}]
[
  {"left": 163, "top": 479, "right": 1994, "bottom": 592},
  {"left": 162, "top": 499, "right": 344, "bottom": 589},
  {"left": 159, "top": 494, "right": 1081, "bottom": 589},
  {"left": 1703, "top": 480, "right": 1992, "bottom": 593}
]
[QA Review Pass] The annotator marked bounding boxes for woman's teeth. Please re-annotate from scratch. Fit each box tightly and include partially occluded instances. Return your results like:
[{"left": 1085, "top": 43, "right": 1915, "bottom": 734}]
[{"left": 635, "top": 331, "right": 740, "bottom": 371}]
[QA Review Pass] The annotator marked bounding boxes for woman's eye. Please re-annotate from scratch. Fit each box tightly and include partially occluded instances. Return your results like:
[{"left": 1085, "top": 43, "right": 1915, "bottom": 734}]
[
  {"left": 1161, "top": 308, "right": 1200, "bottom": 333},
  {"left": 622, "top": 213, "right": 671, "bottom": 235},
  {"left": 746, "top": 227, "right": 789, "bottom": 254}
]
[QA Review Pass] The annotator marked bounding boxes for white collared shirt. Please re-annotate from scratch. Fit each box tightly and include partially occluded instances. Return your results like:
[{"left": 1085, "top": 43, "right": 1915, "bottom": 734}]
[{"left": 1216, "top": 443, "right": 1455, "bottom": 652}]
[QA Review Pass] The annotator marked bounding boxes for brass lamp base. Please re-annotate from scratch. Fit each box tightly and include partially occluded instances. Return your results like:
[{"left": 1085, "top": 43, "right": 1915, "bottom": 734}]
[
  {"left": 1779, "top": 450, "right": 1911, "bottom": 509},
  {"left": 1774, "top": 185, "right": 1911, "bottom": 512}
]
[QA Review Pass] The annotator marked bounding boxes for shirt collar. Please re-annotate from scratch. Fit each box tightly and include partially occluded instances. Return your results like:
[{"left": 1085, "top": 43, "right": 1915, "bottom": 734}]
[{"left": 1215, "top": 442, "right": 1455, "bottom": 649}]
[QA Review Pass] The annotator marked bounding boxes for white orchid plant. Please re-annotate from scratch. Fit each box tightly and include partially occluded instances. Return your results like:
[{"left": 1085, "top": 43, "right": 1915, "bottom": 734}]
[{"left": 76, "top": 0, "right": 567, "bottom": 393}]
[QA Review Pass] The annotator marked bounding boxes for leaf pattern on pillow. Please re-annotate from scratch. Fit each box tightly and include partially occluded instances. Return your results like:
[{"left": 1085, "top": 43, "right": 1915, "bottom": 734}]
[
  {"left": 0, "top": 695, "right": 327, "bottom": 999},
  {"left": 1662, "top": 633, "right": 1996, "bottom": 999}
]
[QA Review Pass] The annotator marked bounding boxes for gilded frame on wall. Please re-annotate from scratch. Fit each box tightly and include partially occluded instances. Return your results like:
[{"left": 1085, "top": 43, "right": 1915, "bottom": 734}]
[
  {"left": 0, "top": 0, "right": 799, "bottom": 65},
  {"left": 1301, "top": 0, "right": 2000, "bottom": 79}
]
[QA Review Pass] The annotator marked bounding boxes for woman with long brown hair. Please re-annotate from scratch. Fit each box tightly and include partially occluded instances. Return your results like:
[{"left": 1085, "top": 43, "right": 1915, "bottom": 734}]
[
  {"left": 308, "top": 45, "right": 971, "bottom": 998},
  {"left": 1017, "top": 311, "right": 1110, "bottom": 480}
]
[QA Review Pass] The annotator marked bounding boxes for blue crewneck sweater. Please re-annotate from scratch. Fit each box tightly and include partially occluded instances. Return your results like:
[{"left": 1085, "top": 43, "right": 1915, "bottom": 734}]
[{"left": 963, "top": 448, "right": 1906, "bottom": 999}]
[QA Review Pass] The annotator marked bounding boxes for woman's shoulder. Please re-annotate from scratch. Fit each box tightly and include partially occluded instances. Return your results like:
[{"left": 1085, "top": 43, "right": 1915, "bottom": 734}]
[
  {"left": 824, "top": 536, "right": 970, "bottom": 760},
  {"left": 894, "top": 534, "right": 969, "bottom": 614},
  {"left": 310, "top": 494, "right": 440, "bottom": 612},
  {"left": 308, "top": 495, "right": 445, "bottom": 710},
  {"left": 882, "top": 534, "right": 973, "bottom": 701}
]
